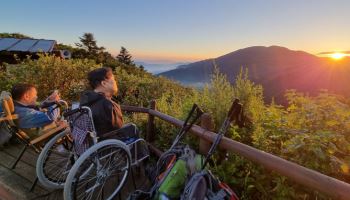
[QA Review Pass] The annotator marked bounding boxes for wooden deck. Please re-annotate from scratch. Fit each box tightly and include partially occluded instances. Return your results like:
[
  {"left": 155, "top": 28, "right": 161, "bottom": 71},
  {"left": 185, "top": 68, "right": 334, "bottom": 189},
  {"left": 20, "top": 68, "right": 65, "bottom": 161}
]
[{"left": 0, "top": 141, "right": 151, "bottom": 200}]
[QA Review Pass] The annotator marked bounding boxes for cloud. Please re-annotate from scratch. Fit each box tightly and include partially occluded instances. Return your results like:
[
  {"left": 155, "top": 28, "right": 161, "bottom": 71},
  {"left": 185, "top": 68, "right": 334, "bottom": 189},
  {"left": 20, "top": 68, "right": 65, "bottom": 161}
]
[{"left": 318, "top": 51, "right": 350, "bottom": 55}]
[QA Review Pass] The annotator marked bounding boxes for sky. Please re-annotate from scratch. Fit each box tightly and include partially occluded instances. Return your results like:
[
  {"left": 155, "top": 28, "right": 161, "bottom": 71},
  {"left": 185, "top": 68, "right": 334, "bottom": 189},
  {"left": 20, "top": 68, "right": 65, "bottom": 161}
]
[{"left": 1, "top": 0, "right": 350, "bottom": 63}]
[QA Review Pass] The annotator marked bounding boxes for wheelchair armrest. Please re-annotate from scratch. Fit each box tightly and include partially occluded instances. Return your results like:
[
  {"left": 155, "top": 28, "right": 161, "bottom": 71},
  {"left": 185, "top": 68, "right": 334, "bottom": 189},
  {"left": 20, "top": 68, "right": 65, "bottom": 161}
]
[
  {"left": 122, "top": 137, "right": 138, "bottom": 145},
  {"left": 63, "top": 108, "right": 82, "bottom": 118}
]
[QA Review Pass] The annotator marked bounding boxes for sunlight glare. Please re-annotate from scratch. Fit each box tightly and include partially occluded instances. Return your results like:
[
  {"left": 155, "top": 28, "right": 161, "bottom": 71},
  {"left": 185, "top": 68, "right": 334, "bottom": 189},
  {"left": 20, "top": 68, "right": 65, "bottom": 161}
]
[{"left": 331, "top": 52, "right": 346, "bottom": 60}]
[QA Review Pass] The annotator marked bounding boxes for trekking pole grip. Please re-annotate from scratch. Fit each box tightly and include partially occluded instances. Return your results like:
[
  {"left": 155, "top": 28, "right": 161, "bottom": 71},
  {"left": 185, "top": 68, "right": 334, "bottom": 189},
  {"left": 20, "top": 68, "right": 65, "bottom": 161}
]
[
  {"left": 184, "top": 104, "right": 198, "bottom": 125},
  {"left": 196, "top": 106, "right": 204, "bottom": 118},
  {"left": 227, "top": 99, "right": 239, "bottom": 122}
]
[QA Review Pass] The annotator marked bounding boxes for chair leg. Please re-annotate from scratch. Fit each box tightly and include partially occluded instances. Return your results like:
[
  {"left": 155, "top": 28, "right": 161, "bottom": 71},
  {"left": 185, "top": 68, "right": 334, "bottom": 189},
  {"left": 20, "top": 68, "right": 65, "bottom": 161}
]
[
  {"left": 131, "top": 168, "right": 136, "bottom": 190},
  {"left": 11, "top": 145, "right": 27, "bottom": 169},
  {"left": 29, "top": 177, "right": 38, "bottom": 192}
]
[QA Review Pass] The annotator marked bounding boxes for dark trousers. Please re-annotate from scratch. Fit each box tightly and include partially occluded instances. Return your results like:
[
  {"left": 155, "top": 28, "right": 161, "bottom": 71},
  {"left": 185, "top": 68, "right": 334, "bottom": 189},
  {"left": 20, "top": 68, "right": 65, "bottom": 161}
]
[{"left": 101, "top": 123, "right": 139, "bottom": 141}]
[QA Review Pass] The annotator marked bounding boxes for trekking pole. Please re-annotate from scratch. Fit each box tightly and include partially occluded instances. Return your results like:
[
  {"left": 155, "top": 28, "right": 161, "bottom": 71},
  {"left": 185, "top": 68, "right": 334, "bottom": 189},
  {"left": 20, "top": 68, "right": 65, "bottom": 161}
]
[
  {"left": 202, "top": 99, "right": 242, "bottom": 169},
  {"left": 152, "top": 104, "right": 204, "bottom": 193},
  {"left": 169, "top": 104, "right": 204, "bottom": 150}
]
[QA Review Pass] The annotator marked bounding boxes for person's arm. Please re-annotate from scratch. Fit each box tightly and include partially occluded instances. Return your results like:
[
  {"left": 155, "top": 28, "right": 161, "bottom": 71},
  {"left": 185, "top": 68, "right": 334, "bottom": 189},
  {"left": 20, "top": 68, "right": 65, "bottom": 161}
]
[
  {"left": 41, "top": 90, "right": 60, "bottom": 105},
  {"left": 16, "top": 107, "right": 54, "bottom": 129},
  {"left": 40, "top": 91, "right": 61, "bottom": 122},
  {"left": 45, "top": 105, "right": 60, "bottom": 122}
]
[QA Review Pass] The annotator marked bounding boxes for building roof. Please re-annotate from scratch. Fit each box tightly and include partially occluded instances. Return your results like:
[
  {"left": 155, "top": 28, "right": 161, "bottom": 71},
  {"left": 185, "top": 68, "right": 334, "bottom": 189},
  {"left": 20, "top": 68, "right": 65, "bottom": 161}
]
[{"left": 0, "top": 38, "right": 56, "bottom": 53}]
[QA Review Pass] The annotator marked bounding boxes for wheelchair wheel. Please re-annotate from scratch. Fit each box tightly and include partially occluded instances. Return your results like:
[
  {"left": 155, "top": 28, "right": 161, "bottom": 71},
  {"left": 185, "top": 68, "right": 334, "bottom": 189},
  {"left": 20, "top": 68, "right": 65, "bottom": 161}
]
[
  {"left": 36, "top": 129, "right": 75, "bottom": 189},
  {"left": 64, "top": 139, "right": 131, "bottom": 200}
]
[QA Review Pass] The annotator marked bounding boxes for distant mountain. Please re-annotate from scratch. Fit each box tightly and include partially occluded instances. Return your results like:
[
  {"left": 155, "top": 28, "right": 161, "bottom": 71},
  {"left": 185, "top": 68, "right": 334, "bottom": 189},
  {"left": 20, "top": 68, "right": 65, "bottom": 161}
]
[
  {"left": 134, "top": 61, "right": 190, "bottom": 74},
  {"left": 159, "top": 46, "right": 350, "bottom": 103}
]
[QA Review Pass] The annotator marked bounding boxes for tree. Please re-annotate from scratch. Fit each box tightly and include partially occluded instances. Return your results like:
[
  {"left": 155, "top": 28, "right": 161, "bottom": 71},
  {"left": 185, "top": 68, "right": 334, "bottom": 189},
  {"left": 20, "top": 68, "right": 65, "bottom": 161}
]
[
  {"left": 0, "top": 32, "right": 32, "bottom": 39},
  {"left": 116, "top": 46, "right": 133, "bottom": 65},
  {"left": 75, "top": 33, "right": 105, "bottom": 58}
]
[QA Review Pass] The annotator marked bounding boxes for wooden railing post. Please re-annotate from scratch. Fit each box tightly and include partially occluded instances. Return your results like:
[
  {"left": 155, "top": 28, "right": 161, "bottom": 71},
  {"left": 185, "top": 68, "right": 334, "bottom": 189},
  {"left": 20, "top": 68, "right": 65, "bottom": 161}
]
[
  {"left": 146, "top": 100, "right": 156, "bottom": 143},
  {"left": 199, "top": 113, "right": 213, "bottom": 155}
]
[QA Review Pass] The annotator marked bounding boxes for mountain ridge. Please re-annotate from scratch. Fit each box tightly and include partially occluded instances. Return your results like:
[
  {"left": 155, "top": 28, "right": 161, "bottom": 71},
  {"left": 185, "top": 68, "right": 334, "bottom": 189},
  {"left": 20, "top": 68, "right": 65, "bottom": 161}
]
[{"left": 159, "top": 46, "right": 350, "bottom": 103}]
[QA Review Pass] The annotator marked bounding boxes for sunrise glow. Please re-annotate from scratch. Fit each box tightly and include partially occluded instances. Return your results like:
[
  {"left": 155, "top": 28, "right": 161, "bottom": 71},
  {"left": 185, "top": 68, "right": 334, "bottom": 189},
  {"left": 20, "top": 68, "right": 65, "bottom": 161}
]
[{"left": 330, "top": 52, "right": 347, "bottom": 60}]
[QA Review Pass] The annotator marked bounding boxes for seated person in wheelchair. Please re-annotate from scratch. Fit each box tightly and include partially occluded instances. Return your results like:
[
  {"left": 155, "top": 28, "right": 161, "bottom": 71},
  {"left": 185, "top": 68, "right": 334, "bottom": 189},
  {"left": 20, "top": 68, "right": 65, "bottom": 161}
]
[
  {"left": 80, "top": 67, "right": 139, "bottom": 142},
  {"left": 10, "top": 83, "right": 63, "bottom": 137}
]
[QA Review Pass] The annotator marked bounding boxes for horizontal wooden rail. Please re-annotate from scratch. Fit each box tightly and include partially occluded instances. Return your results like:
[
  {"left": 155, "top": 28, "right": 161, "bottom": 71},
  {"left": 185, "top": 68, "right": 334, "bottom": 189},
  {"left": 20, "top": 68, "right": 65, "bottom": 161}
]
[
  {"left": 121, "top": 105, "right": 149, "bottom": 113},
  {"left": 122, "top": 105, "right": 350, "bottom": 199}
]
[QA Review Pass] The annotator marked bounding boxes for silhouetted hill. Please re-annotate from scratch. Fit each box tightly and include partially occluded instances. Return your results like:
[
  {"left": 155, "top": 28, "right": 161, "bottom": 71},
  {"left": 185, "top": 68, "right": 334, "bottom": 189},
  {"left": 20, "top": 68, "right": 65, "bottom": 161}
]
[{"left": 159, "top": 46, "right": 350, "bottom": 103}]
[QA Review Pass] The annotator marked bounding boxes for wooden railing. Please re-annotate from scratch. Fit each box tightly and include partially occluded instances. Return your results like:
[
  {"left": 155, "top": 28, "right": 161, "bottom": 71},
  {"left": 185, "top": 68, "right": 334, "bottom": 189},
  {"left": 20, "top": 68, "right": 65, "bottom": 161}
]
[{"left": 121, "top": 101, "right": 350, "bottom": 200}]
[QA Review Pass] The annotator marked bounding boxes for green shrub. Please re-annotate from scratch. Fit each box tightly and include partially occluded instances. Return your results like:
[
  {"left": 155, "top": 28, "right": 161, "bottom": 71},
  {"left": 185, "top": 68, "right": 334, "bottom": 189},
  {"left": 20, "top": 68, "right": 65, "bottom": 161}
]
[{"left": 0, "top": 54, "right": 99, "bottom": 101}]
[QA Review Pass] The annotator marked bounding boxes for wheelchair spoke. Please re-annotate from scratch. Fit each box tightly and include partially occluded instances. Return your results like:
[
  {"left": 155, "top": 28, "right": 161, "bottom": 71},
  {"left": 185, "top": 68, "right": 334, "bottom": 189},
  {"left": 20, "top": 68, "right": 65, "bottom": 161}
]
[
  {"left": 85, "top": 182, "right": 101, "bottom": 194},
  {"left": 76, "top": 184, "right": 90, "bottom": 200},
  {"left": 51, "top": 168, "right": 65, "bottom": 182},
  {"left": 98, "top": 148, "right": 121, "bottom": 161},
  {"left": 76, "top": 174, "right": 97, "bottom": 189},
  {"left": 75, "top": 174, "right": 101, "bottom": 200},
  {"left": 44, "top": 156, "right": 71, "bottom": 169},
  {"left": 48, "top": 161, "right": 70, "bottom": 181},
  {"left": 44, "top": 163, "right": 61, "bottom": 176},
  {"left": 99, "top": 148, "right": 115, "bottom": 172},
  {"left": 96, "top": 176, "right": 108, "bottom": 200},
  {"left": 85, "top": 187, "right": 96, "bottom": 200},
  {"left": 46, "top": 158, "right": 68, "bottom": 165},
  {"left": 44, "top": 157, "right": 72, "bottom": 182}
]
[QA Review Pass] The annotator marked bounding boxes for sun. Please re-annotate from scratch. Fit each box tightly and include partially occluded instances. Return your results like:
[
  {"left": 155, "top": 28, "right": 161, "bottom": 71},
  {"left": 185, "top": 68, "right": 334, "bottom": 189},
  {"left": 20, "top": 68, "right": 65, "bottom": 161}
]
[{"left": 330, "top": 52, "right": 347, "bottom": 60}]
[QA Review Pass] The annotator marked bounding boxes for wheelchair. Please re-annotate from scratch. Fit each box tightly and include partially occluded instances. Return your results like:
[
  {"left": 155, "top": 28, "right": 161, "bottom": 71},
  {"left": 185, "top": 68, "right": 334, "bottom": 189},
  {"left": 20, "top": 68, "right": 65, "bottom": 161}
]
[
  {"left": 35, "top": 127, "right": 73, "bottom": 189},
  {"left": 36, "top": 105, "right": 149, "bottom": 200}
]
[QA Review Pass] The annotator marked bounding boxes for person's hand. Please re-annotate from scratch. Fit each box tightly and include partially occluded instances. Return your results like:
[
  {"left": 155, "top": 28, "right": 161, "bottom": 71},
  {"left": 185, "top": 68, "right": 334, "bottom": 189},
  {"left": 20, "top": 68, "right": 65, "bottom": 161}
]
[
  {"left": 55, "top": 120, "right": 68, "bottom": 127},
  {"left": 48, "top": 90, "right": 60, "bottom": 102}
]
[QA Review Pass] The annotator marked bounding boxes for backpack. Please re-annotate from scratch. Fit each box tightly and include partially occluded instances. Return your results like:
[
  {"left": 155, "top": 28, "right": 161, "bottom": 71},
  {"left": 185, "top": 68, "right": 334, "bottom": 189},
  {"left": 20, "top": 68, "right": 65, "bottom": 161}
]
[
  {"left": 153, "top": 145, "right": 204, "bottom": 200},
  {"left": 181, "top": 170, "right": 239, "bottom": 200},
  {"left": 127, "top": 146, "right": 200, "bottom": 200}
]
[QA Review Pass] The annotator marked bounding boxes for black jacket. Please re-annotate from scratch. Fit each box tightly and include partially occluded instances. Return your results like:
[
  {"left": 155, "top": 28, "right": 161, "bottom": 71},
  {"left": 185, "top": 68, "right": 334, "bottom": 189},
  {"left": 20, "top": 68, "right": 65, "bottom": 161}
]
[{"left": 80, "top": 91, "right": 123, "bottom": 136}]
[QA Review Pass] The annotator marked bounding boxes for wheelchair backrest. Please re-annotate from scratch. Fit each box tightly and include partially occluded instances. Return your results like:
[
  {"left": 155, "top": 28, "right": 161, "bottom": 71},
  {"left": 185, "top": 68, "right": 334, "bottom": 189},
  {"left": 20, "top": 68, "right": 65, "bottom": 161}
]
[{"left": 64, "top": 106, "right": 97, "bottom": 155}]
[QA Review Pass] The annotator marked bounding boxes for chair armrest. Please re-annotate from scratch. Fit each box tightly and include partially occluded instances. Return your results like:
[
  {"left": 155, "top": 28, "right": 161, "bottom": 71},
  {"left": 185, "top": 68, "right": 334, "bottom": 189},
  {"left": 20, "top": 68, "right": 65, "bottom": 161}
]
[
  {"left": 0, "top": 114, "right": 18, "bottom": 122},
  {"left": 30, "top": 123, "right": 68, "bottom": 145}
]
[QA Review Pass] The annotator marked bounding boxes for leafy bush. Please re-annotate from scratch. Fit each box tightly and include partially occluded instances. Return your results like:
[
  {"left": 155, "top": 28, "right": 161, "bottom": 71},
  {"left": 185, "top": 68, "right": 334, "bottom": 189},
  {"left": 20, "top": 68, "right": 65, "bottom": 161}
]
[{"left": 0, "top": 54, "right": 99, "bottom": 101}]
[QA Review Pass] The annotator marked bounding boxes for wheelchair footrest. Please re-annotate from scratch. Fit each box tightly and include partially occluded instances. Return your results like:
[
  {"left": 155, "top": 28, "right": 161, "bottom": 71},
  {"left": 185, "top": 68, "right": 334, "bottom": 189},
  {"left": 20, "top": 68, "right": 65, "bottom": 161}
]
[{"left": 127, "top": 138, "right": 150, "bottom": 166}]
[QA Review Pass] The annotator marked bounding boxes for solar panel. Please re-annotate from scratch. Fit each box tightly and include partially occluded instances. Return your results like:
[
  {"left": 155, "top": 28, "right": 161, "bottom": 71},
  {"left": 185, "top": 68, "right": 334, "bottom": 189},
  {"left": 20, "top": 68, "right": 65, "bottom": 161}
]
[
  {"left": 8, "top": 39, "right": 37, "bottom": 52},
  {"left": 29, "top": 40, "right": 55, "bottom": 52},
  {"left": 0, "top": 38, "right": 56, "bottom": 53},
  {"left": 0, "top": 38, "right": 19, "bottom": 51}
]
